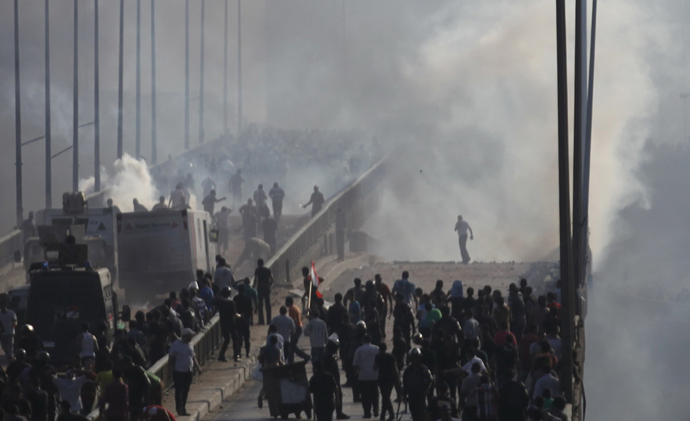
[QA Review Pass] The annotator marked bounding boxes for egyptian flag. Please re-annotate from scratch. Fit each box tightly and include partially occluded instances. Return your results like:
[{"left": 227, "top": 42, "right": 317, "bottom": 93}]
[{"left": 310, "top": 261, "right": 323, "bottom": 298}]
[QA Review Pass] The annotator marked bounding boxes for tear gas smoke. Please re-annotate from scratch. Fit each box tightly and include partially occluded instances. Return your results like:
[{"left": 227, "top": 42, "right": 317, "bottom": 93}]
[{"left": 80, "top": 153, "right": 159, "bottom": 212}]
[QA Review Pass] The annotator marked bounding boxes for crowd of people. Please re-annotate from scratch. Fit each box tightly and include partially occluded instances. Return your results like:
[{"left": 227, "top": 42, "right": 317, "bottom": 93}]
[
  {"left": 148, "top": 125, "right": 379, "bottom": 215},
  {"left": 0, "top": 249, "right": 265, "bottom": 421},
  {"left": 123, "top": 156, "right": 331, "bottom": 267},
  {"left": 0, "top": 299, "right": 183, "bottom": 421},
  {"left": 254, "top": 270, "right": 569, "bottom": 421}
]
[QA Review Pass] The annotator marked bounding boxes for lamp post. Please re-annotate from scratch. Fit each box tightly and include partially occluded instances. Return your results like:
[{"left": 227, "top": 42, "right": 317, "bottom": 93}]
[
  {"left": 117, "top": 0, "right": 124, "bottom": 159},
  {"left": 44, "top": 0, "right": 52, "bottom": 208},
  {"left": 135, "top": 0, "right": 141, "bottom": 159},
  {"left": 94, "top": 0, "right": 100, "bottom": 191},
  {"left": 199, "top": 0, "right": 206, "bottom": 144},
  {"left": 14, "top": 0, "right": 23, "bottom": 226},
  {"left": 151, "top": 0, "right": 158, "bottom": 164},
  {"left": 72, "top": 0, "right": 79, "bottom": 192},
  {"left": 223, "top": 0, "right": 228, "bottom": 135},
  {"left": 185, "top": 0, "right": 190, "bottom": 149},
  {"left": 237, "top": 0, "right": 243, "bottom": 137}
]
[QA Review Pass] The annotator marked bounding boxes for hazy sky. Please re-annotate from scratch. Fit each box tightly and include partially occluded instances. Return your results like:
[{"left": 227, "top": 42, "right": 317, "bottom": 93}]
[{"left": 2, "top": 1, "right": 690, "bottom": 418}]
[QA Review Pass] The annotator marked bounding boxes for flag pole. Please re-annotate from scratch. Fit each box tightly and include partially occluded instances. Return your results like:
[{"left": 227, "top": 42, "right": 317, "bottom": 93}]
[{"left": 307, "top": 279, "right": 313, "bottom": 314}]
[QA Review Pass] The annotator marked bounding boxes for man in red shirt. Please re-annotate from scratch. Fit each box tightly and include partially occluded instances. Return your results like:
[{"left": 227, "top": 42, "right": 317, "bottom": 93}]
[
  {"left": 493, "top": 321, "right": 516, "bottom": 347},
  {"left": 518, "top": 323, "right": 539, "bottom": 382},
  {"left": 546, "top": 292, "right": 561, "bottom": 310},
  {"left": 100, "top": 369, "right": 128, "bottom": 421}
]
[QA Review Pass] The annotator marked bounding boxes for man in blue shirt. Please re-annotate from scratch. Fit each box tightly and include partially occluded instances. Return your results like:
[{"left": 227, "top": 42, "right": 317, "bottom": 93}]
[{"left": 393, "top": 271, "right": 418, "bottom": 307}]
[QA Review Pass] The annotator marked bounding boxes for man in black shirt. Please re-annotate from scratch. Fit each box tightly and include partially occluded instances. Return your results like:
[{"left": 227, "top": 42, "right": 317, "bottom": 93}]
[
  {"left": 302, "top": 185, "right": 325, "bottom": 217},
  {"left": 253, "top": 259, "right": 274, "bottom": 325},
  {"left": 213, "top": 287, "right": 240, "bottom": 361},
  {"left": 374, "top": 343, "right": 399, "bottom": 421},
  {"left": 327, "top": 293, "right": 347, "bottom": 334},
  {"left": 26, "top": 377, "right": 48, "bottom": 421},
  {"left": 322, "top": 340, "right": 349, "bottom": 420},
  {"left": 308, "top": 363, "right": 338, "bottom": 421},
  {"left": 121, "top": 356, "right": 150, "bottom": 420},
  {"left": 393, "top": 294, "right": 415, "bottom": 346},
  {"left": 497, "top": 368, "right": 529, "bottom": 421},
  {"left": 6, "top": 349, "right": 29, "bottom": 386},
  {"left": 233, "top": 284, "right": 253, "bottom": 358},
  {"left": 269, "top": 182, "right": 285, "bottom": 222}
]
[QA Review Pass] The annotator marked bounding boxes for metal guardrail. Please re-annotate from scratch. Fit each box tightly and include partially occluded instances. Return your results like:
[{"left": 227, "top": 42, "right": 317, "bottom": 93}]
[
  {"left": 0, "top": 230, "right": 22, "bottom": 267},
  {"left": 86, "top": 314, "right": 223, "bottom": 420},
  {"left": 146, "top": 314, "right": 223, "bottom": 397},
  {"left": 266, "top": 154, "right": 387, "bottom": 285},
  {"left": 86, "top": 153, "right": 388, "bottom": 419}
]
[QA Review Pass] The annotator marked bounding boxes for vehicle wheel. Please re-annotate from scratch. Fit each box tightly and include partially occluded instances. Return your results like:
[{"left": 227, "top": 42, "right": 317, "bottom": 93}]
[{"left": 280, "top": 412, "right": 289, "bottom": 420}]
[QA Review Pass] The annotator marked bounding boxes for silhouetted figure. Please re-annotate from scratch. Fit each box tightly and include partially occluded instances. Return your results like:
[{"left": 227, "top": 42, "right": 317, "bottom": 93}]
[
  {"left": 454, "top": 215, "right": 474, "bottom": 264},
  {"left": 303, "top": 185, "right": 325, "bottom": 217}
]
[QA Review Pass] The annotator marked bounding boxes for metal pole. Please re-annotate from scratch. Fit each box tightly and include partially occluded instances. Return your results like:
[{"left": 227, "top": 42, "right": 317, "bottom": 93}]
[
  {"left": 151, "top": 0, "right": 158, "bottom": 164},
  {"left": 572, "top": 0, "right": 587, "bottom": 294},
  {"left": 223, "top": 0, "right": 228, "bottom": 135},
  {"left": 342, "top": 0, "right": 347, "bottom": 88},
  {"left": 14, "top": 0, "right": 23, "bottom": 227},
  {"left": 582, "top": 0, "right": 598, "bottom": 289},
  {"left": 237, "top": 0, "right": 242, "bottom": 136},
  {"left": 135, "top": 0, "right": 141, "bottom": 159},
  {"left": 44, "top": 0, "right": 52, "bottom": 208},
  {"left": 185, "top": 0, "right": 190, "bottom": 149},
  {"left": 555, "top": 0, "right": 574, "bottom": 403},
  {"left": 198, "top": 0, "right": 205, "bottom": 144},
  {"left": 94, "top": 0, "right": 100, "bottom": 191},
  {"left": 117, "top": 0, "right": 124, "bottom": 159},
  {"left": 72, "top": 0, "right": 79, "bottom": 192}
]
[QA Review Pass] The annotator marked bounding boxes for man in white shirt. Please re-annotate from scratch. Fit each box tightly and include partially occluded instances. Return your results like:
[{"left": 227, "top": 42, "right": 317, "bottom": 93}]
[
  {"left": 214, "top": 207, "right": 232, "bottom": 253},
  {"left": 168, "top": 328, "right": 201, "bottom": 416},
  {"left": 353, "top": 335, "right": 379, "bottom": 418},
  {"left": 0, "top": 298, "right": 17, "bottom": 358},
  {"left": 266, "top": 325, "right": 286, "bottom": 363},
  {"left": 453, "top": 215, "right": 474, "bottom": 264},
  {"left": 303, "top": 310, "right": 328, "bottom": 364},
  {"left": 461, "top": 347, "right": 487, "bottom": 374},
  {"left": 532, "top": 365, "right": 561, "bottom": 400},
  {"left": 271, "top": 307, "right": 296, "bottom": 361},
  {"left": 52, "top": 371, "right": 88, "bottom": 413},
  {"left": 169, "top": 183, "right": 186, "bottom": 209}
]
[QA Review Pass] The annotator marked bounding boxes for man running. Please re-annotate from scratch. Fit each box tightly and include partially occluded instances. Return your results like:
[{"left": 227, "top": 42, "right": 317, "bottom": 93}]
[{"left": 454, "top": 215, "right": 474, "bottom": 264}]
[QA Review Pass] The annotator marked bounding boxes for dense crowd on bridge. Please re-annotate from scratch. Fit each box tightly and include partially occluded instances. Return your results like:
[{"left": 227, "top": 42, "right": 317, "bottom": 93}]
[
  {"left": 253, "top": 270, "right": 569, "bottom": 421},
  {"left": 0, "top": 249, "right": 568, "bottom": 421},
  {"left": 145, "top": 125, "right": 377, "bottom": 215}
]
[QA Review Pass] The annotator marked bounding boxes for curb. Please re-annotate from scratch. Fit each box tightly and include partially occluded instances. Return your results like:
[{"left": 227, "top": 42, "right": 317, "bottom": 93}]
[{"left": 179, "top": 354, "right": 257, "bottom": 421}]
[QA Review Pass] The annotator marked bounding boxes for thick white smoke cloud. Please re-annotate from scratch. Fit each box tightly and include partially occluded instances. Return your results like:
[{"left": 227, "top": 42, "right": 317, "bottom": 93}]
[
  {"left": 358, "top": 1, "right": 664, "bottom": 268},
  {"left": 79, "top": 153, "right": 159, "bottom": 212}
]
